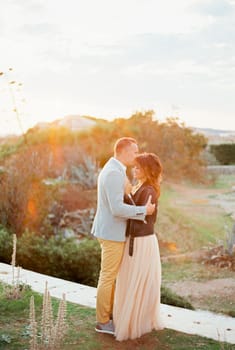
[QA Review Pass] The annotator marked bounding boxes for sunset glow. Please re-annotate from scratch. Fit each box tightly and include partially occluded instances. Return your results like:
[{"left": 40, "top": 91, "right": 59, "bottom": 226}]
[{"left": 1, "top": 0, "right": 235, "bottom": 135}]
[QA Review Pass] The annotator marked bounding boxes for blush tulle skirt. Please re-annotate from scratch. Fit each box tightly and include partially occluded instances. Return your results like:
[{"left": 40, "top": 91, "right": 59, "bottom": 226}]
[{"left": 113, "top": 234, "right": 164, "bottom": 341}]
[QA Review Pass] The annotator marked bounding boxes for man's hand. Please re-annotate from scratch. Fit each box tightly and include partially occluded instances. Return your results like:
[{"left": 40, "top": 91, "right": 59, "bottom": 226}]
[{"left": 146, "top": 195, "right": 155, "bottom": 215}]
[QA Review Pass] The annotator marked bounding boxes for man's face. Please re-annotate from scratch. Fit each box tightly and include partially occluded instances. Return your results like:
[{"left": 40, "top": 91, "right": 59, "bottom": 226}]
[{"left": 123, "top": 143, "right": 139, "bottom": 166}]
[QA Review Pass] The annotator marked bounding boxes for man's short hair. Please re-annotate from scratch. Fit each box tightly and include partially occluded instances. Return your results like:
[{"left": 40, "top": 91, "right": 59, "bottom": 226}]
[{"left": 114, "top": 137, "right": 137, "bottom": 155}]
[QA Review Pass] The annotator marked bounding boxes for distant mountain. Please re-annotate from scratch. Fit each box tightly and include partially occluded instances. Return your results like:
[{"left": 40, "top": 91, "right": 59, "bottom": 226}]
[
  {"left": 193, "top": 127, "right": 235, "bottom": 136},
  {"left": 34, "top": 115, "right": 97, "bottom": 132},
  {"left": 192, "top": 127, "right": 235, "bottom": 144}
]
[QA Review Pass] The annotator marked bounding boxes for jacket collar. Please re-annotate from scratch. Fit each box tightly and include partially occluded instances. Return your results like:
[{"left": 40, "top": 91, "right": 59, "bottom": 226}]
[{"left": 110, "top": 157, "right": 126, "bottom": 174}]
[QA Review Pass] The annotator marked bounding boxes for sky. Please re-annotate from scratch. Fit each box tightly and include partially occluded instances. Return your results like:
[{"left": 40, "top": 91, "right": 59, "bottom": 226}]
[{"left": 0, "top": 0, "right": 235, "bottom": 135}]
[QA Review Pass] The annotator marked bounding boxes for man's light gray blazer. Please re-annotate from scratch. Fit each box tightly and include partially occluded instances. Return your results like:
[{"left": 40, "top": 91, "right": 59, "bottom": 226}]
[{"left": 91, "top": 157, "right": 146, "bottom": 242}]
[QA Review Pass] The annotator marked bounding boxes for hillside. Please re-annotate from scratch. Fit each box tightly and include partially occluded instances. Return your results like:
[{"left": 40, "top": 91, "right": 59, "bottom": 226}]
[
  {"left": 193, "top": 127, "right": 235, "bottom": 144},
  {"left": 34, "top": 114, "right": 97, "bottom": 132}
]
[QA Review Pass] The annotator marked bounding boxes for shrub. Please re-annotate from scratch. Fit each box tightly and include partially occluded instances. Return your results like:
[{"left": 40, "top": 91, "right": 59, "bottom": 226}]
[
  {"left": 80, "top": 112, "right": 208, "bottom": 182},
  {"left": 0, "top": 142, "right": 21, "bottom": 161},
  {"left": 52, "top": 237, "right": 101, "bottom": 285},
  {"left": 0, "top": 225, "right": 13, "bottom": 263},
  {"left": 17, "top": 232, "right": 101, "bottom": 287},
  {"left": 225, "top": 223, "right": 235, "bottom": 256},
  {"left": 210, "top": 143, "right": 235, "bottom": 165},
  {"left": 161, "top": 285, "right": 194, "bottom": 310},
  {"left": 57, "top": 185, "right": 96, "bottom": 211},
  {"left": 0, "top": 147, "right": 59, "bottom": 235},
  {"left": 70, "top": 156, "right": 100, "bottom": 189}
]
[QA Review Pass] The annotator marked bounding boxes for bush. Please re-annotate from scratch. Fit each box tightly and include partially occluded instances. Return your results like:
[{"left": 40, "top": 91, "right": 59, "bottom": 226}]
[
  {"left": 80, "top": 112, "right": 208, "bottom": 182},
  {"left": 16, "top": 232, "right": 101, "bottom": 287},
  {"left": 70, "top": 156, "right": 100, "bottom": 189},
  {"left": 161, "top": 285, "right": 194, "bottom": 310},
  {"left": 0, "top": 225, "right": 13, "bottom": 263},
  {"left": 0, "top": 147, "right": 59, "bottom": 235},
  {"left": 210, "top": 144, "right": 235, "bottom": 165},
  {"left": 0, "top": 228, "right": 101, "bottom": 287},
  {"left": 0, "top": 143, "right": 20, "bottom": 161}
]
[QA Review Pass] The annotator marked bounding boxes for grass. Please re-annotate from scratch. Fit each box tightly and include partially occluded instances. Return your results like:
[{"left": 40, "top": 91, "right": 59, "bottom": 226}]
[
  {"left": 161, "top": 286, "right": 194, "bottom": 310},
  {"left": 0, "top": 281, "right": 233, "bottom": 350},
  {"left": 209, "top": 174, "right": 235, "bottom": 190},
  {"left": 162, "top": 261, "right": 235, "bottom": 284},
  {"left": 161, "top": 261, "right": 235, "bottom": 316},
  {"left": 157, "top": 182, "right": 233, "bottom": 253},
  {"left": 191, "top": 295, "right": 235, "bottom": 318},
  {"left": 157, "top": 175, "right": 235, "bottom": 317}
]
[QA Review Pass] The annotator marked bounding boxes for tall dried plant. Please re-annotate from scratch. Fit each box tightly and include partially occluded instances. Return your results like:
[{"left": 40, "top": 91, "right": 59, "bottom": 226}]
[
  {"left": 51, "top": 293, "right": 67, "bottom": 349},
  {"left": 29, "top": 296, "right": 38, "bottom": 350},
  {"left": 0, "top": 68, "right": 27, "bottom": 139},
  {"left": 4, "top": 234, "right": 23, "bottom": 299},
  {"left": 11, "top": 233, "right": 17, "bottom": 283},
  {"left": 29, "top": 282, "right": 67, "bottom": 350},
  {"left": 226, "top": 223, "right": 235, "bottom": 256},
  {"left": 41, "top": 281, "right": 54, "bottom": 345}
]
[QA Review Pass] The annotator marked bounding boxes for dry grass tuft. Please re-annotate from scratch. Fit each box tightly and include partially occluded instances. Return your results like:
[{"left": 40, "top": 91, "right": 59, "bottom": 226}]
[
  {"left": 29, "top": 282, "right": 67, "bottom": 350},
  {"left": 4, "top": 234, "right": 26, "bottom": 299}
]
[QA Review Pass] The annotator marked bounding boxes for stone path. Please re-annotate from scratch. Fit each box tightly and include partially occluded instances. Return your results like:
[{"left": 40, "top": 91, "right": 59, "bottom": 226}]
[{"left": 0, "top": 263, "right": 234, "bottom": 345}]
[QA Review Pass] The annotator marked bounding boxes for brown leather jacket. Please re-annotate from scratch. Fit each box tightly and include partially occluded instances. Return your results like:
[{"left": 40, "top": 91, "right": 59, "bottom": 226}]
[{"left": 125, "top": 182, "right": 158, "bottom": 255}]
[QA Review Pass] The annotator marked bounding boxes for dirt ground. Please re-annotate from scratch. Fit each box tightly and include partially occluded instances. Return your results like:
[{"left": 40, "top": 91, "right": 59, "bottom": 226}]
[
  {"left": 168, "top": 277, "right": 235, "bottom": 300},
  {"left": 165, "top": 181, "right": 235, "bottom": 313},
  {"left": 171, "top": 182, "right": 235, "bottom": 220}
]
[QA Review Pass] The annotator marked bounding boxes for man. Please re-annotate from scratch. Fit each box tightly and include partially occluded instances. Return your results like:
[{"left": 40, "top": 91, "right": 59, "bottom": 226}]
[{"left": 91, "top": 137, "right": 155, "bottom": 334}]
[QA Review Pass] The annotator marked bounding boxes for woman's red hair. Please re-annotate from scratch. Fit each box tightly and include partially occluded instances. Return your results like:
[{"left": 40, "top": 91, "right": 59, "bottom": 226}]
[{"left": 134, "top": 153, "right": 162, "bottom": 198}]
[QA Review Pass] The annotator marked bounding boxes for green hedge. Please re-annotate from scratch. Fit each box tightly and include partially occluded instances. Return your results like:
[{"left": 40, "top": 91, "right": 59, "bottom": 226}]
[
  {"left": 210, "top": 143, "right": 235, "bottom": 165},
  {"left": 0, "top": 228, "right": 101, "bottom": 287},
  {"left": 161, "top": 286, "right": 194, "bottom": 310},
  {"left": 0, "top": 226, "right": 13, "bottom": 262}
]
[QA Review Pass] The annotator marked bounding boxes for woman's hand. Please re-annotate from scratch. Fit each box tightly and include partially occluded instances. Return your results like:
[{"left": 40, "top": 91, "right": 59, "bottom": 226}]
[{"left": 124, "top": 177, "right": 132, "bottom": 195}]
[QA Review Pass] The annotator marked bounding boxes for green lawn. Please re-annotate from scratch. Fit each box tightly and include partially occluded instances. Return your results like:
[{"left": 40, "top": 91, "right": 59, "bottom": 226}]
[
  {"left": 157, "top": 180, "right": 233, "bottom": 253},
  {"left": 162, "top": 261, "right": 235, "bottom": 284},
  {"left": 209, "top": 174, "right": 235, "bottom": 190},
  {"left": 0, "top": 281, "right": 234, "bottom": 350},
  {"left": 157, "top": 176, "right": 235, "bottom": 316}
]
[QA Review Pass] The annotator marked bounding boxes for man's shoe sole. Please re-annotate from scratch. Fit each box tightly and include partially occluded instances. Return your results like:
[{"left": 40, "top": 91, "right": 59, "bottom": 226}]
[{"left": 95, "top": 327, "right": 114, "bottom": 335}]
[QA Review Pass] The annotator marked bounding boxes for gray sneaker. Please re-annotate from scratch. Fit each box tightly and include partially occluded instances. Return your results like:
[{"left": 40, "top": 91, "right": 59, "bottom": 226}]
[{"left": 95, "top": 320, "right": 114, "bottom": 335}]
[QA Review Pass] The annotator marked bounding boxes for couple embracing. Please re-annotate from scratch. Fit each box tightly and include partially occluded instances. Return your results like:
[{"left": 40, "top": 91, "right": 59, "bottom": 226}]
[{"left": 91, "top": 137, "right": 164, "bottom": 341}]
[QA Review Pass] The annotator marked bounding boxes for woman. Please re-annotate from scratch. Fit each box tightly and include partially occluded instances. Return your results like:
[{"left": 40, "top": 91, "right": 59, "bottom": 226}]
[{"left": 113, "top": 152, "right": 164, "bottom": 341}]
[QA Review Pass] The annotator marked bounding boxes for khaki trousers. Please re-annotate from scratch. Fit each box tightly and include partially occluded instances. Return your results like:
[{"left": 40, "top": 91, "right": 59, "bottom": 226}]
[{"left": 96, "top": 239, "right": 125, "bottom": 323}]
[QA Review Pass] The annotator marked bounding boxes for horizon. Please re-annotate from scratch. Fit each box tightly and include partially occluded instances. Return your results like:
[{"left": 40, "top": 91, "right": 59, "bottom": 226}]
[
  {"left": 1, "top": 0, "right": 235, "bottom": 135},
  {"left": 1, "top": 114, "right": 235, "bottom": 139}
]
